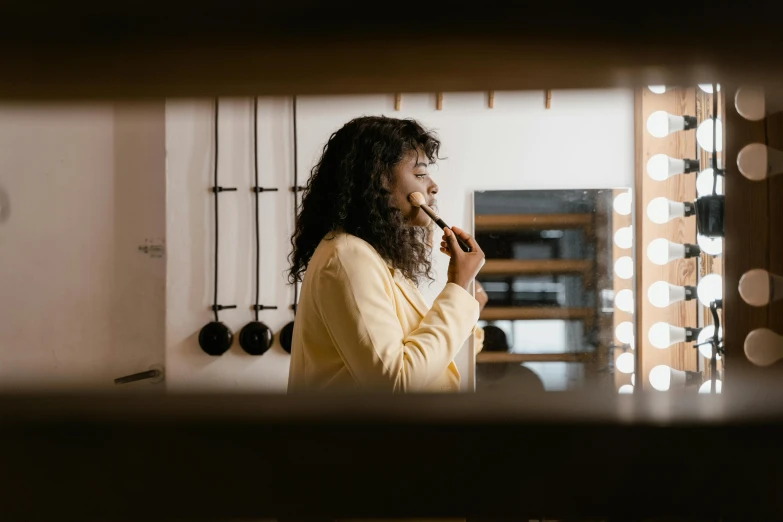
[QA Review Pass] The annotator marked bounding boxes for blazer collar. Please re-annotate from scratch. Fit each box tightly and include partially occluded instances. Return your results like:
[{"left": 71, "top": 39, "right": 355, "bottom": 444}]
[{"left": 391, "top": 269, "right": 430, "bottom": 318}]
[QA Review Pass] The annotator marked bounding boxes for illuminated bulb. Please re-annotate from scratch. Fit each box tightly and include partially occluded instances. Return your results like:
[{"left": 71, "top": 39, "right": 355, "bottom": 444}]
[
  {"left": 697, "top": 325, "right": 723, "bottom": 360},
  {"left": 698, "top": 379, "right": 722, "bottom": 394},
  {"left": 697, "top": 273, "right": 723, "bottom": 307},
  {"left": 648, "top": 322, "right": 700, "bottom": 349},
  {"left": 647, "top": 281, "right": 696, "bottom": 308},
  {"left": 618, "top": 384, "right": 634, "bottom": 394},
  {"left": 646, "top": 154, "right": 699, "bottom": 181},
  {"left": 739, "top": 269, "right": 783, "bottom": 307},
  {"left": 735, "top": 86, "right": 783, "bottom": 121},
  {"left": 613, "top": 190, "right": 632, "bottom": 215},
  {"left": 615, "top": 321, "right": 634, "bottom": 344},
  {"left": 648, "top": 85, "right": 668, "bottom": 94},
  {"left": 695, "top": 168, "right": 724, "bottom": 197},
  {"left": 698, "top": 84, "right": 720, "bottom": 94},
  {"left": 697, "top": 234, "right": 723, "bottom": 257},
  {"left": 744, "top": 328, "right": 783, "bottom": 367},
  {"left": 614, "top": 227, "right": 633, "bottom": 249},
  {"left": 616, "top": 352, "right": 635, "bottom": 374},
  {"left": 696, "top": 118, "right": 723, "bottom": 153},
  {"left": 615, "top": 289, "right": 634, "bottom": 314},
  {"left": 614, "top": 256, "right": 634, "bottom": 280},
  {"left": 646, "top": 238, "right": 701, "bottom": 265},
  {"left": 631, "top": 373, "right": 635, "bottom": 386},
  {"left": 646, "top": 111, "right": 697, "bottom": 138},
  {"left": 649, "top": 365, "right": 701, "bottom": 391},
  {"left": 646, "top": 197, "right": 695, "bottom": 224},
  {"left": 737, "top": 143, "right": 783, "bottom": 181}
]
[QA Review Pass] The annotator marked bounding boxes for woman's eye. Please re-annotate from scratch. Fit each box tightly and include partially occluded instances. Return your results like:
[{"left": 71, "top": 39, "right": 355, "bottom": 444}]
[{"left": 415, "top": 173, "right": 428, "bottom": 178}]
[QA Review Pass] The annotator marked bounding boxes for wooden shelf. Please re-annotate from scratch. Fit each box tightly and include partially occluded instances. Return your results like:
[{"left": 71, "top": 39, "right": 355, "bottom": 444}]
[
  {"left": 480, "top": 307, "right": 594, "bottom": 326},
  {"left": 475, "top": 213, "right": 593, "bottom": 232},
  {"left": 477, "top": 352, "right": 592, "bottom": 363},
  {"left": 480, "top": 259, "right": 592, "bottom": 276}
]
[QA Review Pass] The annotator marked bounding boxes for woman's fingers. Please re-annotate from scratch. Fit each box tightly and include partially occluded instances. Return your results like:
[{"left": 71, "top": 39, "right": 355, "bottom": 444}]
[{"left": 450, "top": 226, "right": 482, "bottom": 254}]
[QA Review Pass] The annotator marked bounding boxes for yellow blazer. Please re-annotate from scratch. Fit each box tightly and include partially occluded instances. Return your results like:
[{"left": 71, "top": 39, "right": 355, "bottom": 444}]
[{"left": 288, "top": 232, "right": 480, "bottom": 393}]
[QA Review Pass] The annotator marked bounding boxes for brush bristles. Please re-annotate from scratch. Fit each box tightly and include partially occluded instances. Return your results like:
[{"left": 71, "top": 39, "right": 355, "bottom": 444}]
[{"left": 408, "top": 192, "right": 426, "bottom": 207}]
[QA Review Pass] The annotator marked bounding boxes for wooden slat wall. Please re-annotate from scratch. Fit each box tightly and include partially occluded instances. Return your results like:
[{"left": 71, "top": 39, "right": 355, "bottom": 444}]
[{"left": 636, "top": 87, "right": 699, "bottom": 390}]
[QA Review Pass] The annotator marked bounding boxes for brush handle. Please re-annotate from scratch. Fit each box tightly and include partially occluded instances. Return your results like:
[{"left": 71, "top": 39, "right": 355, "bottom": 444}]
[{"left": 421, "top": 204, "right": 471, "bottom": 252}]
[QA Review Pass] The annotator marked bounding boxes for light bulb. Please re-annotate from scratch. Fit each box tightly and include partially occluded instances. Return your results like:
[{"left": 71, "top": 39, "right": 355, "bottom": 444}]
[
  {"left": 744, "top": 328, "right": 783, "bottom": 367},
  {"left": 646, "top": 111, "right": 697, "bottom": 138},
  {"left": 616, "top": 352, "right": 635, "bottom": 374},
  {"left": 615, "top": 321, "right": 634, "bottom": 344},
  {"left": 696, "top": 118, "right": 723, "bottom": 153},
  {"left": 615, "top": 289, "right": 634, "bottom": 314},
  {"left": 618, "top": 384, "right": 634, "bottom": 394},
  {"left": 648, "top": 85, "right": 667, "bottom": 94},
  {"left": 631, "top": 373, "right": 635, "bottom": 386},
  {"left": 647, "top": 197, "right": 695, "bottom": 224},
  {"left": 649, "top": 365, "right": 698, "bottom": 391},
  {"left": 697, "top": 325, "right": 723, "bottom": 360},
  {"left": 737, "top": 143, "right": 783, "bottom": 181},
  {"left": 735, "top": 86, "right": 783, "bottom": 121},
  {"left": 614, "top": 227, "right": 633, "bottom": 249},
  {"left": 649, "top": 322, "right": 699, "bottom": 349},
  {"left": 697, "top": 234, "right": 723, "bottom": 257},
  {"left": 698, "top": 84, "right": 720, "bottom": 94},
  {"left": 647, "top": 281, "right": 696, "bottom": 308},
  {"left": 614, "top": 256, "right": 634, "bottom": 280},
  {"left": 613, "top": 190, "right": 632, "bottom": 215},
  {"left": 698, "top": 379, "right": 722, "bottom": 394},
  {"left": 646, "top": 238, "right": 700, "bottom": 265},
  {"left": 739, "top": 268, "right": 783, "bottom": 307},
  {"left": 697, "top": 273, "right": 723, "bottom": 307},
  {"left": 646, "top": 154, "right": 699, "bottom": 181},
  {"left": 696, "top": 168, "right": 724, "bottom": 196}
]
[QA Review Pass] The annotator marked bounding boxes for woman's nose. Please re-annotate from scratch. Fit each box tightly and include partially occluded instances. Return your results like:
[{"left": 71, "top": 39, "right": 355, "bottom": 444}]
[{"left": 429, "top": 180, "right": 439, "bottom": 195}]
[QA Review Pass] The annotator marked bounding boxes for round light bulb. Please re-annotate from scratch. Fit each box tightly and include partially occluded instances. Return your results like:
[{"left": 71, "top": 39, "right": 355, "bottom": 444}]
[
  {"left": 614, "top": 226, "right": 633, "bottom": 249},
  {"left": 614, "top": 256, "right": 634, "bottom": 280},
  {"left": 697, "top": 273, "right": 723, "bottom": 306},
  {"left": 631, "top": 373, "right": 636, "bottom": 386},
  {"left": 616, "top": 352, "right": 635, "bottom": 374},
  {"left": 615, "top": 289, "right": 634, "bottom": 314},
  {"left": 697, "top": 325, "right": 723, "bottom": 360},
  {"left": 739, "top": 268, "right": 783, "bottom": 307},
  {"left": 744, "top": 328, "right": 783, "bottom": 367},
  {"left": 648, "top": 85, "right": 667, "bottom": 94},
  {"left": 649, "top": 365, "right": 673, "bottom": 391},
  {"left": 698, "top": 84, "right": 720, "bottom": 94},
  {"left": 613, "top": 191, "right": 632, "bottom": 216},
  {"left": 615, "top": 321, "right": 634, "bottom": 344},
  {"left": 647, "top": 281, "right": 690, "bottom": 308},
  {"left": 698, "top": 379, "right": 722, "bottom": 394},
  {"left": 646, "top": 238, "right": 697, "bottom": 266},
  {"left": 648, "top": 322, "right": 689, "bottom": 349},
  {"left": 647, "top": 111, "right": 687, "bottom": 138},
  {"left": 696, "top": 168, "right": 724, "bottom": 196},
  {"left": 618, "top": 384, "right": 634, "bottom": 394},
  {"left": 647, "top": 197, "right": 688, "bottom": 224},
  {"left": 697, "top": 234, "right": 723, "bottom": 256},
  {"left": 696, "top": 118, "right": 723, "bottom": 153},
  {"left": 735, "top": 86, "right": 766, "bottom": 121},
  {"left": 646, "top": 154, "right": 672, "bottom": 181}
]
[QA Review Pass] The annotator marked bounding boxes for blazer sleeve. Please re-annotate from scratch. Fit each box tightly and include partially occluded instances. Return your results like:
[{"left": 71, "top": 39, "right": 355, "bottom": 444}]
[{"left": 315, "top": 245, "right": 479, "bottom": 392}]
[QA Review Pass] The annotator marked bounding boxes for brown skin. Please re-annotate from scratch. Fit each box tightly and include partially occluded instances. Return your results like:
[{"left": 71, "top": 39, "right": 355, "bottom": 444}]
[{"left": 389, "top": 150, "right": 486, "bottom": 294}]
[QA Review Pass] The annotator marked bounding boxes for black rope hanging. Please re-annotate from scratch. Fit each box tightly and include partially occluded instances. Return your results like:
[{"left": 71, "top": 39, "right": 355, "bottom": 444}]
[
  {"left": 199, "top": 98, "right": 237, "bottom": 356},
  {"left": 239, "top": 97, "right": 278, "bottom": 356},
  {"left": 280, "top": 96, "right": 303, "bottom": 354}
]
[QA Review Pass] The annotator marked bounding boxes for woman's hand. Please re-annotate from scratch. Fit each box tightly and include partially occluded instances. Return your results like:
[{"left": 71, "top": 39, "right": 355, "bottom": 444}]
[
  {"left": 439, "top": 226, "right": 485, "bottom": 291},
  {"left": 475, "top": 280, "right": 489, "bottom": 311}
]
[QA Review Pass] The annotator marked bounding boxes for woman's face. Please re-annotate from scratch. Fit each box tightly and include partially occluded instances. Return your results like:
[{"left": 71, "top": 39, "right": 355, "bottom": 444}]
[{"left": 389, "top": 149, "right": 439, "bottom": 227}]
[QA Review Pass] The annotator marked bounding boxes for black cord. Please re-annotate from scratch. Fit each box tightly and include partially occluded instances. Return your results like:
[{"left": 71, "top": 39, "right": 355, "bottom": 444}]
[
  {"left": 712, "top": 83, "right": 719, "bottom": 195},
  {"left": 213, "top": 98, "right": 220, "bottom": 322},
  {"left": 253, "top": 97, "right": 261, "bottom": 322},
  {"left": 292, "top": 95, "right": 300, "bottom": 313}
]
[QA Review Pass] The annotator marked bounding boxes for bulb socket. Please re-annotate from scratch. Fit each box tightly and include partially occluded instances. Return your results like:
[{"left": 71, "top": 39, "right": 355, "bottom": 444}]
[
  {"left": 695, "top": 195, "right": 725, "bottom": 237},
  {"left": 682, "top": 201, "right": 696, "bottom": 218},
  {"left": 683, "top": 285, "right": 698, "bottom": 301},
  {"left": 683, "top": 115, "right": 698, "bottom": 131},
  {"left": 683, "top": 159, "right": 700, "bottom": 173},
  {"left": 683, "top": 243, "right": 701, "bottom": 258},
  {"left": 684, "top": 327, "right": 703, "bottom": 343},
  {"left": 685, "top": 370, "right": 703, "bottom": 387}
]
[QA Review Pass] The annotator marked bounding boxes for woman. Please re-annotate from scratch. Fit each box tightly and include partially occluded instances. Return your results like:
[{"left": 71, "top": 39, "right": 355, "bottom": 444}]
[{"left": 287, "top": 116, "right": 485, "bottom": 393}]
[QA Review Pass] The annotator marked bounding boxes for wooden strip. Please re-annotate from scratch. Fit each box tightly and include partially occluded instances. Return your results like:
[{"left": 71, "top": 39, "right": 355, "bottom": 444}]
[
  {"left": 488, "top": 90, "right": 495, "bottom": 108},
  {"left": 477, "top": 352, "right": 592, "bottom": 363},
  {"left": 475, "top": 213, "right": 592, "bottom": 231},
  {"left": 436, "top": 92, "right": 443, "bottom": 110},
  {"left": 394, "top": 93, "right": 401, "bottom": 111},
  {"left": 480, "top": 259, "right": 592, "bottom": 276},
  {"left": 480, "top": 307, "right": 593, "bottom": 323}
]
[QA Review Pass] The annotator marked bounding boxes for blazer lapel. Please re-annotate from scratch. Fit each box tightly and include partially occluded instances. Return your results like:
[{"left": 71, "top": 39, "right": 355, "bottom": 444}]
[{"left": 392, "top": 269, "right": 431, "bottom": 318}]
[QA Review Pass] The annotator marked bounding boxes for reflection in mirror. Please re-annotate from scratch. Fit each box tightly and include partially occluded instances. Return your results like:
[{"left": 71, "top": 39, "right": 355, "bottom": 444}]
[{"left": 473, "top": 189, "right": 634, "bottom": 393}]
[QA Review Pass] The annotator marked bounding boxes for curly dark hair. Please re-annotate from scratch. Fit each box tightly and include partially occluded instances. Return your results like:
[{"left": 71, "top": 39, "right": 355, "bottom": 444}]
[{"left": 288, "top": 116, "right": 442, "bottom": 285}]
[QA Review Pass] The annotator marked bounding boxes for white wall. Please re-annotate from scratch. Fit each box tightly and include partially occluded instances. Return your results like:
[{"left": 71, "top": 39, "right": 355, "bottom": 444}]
[
  {"left": 165, "top": 90, "right": 634, "bottom": 392},
  {"left": 0, "top": 102, "right": 166, "bottom": 391}
]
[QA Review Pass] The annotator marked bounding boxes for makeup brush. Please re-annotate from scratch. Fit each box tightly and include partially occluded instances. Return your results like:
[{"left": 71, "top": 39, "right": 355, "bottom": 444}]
[{"left": 408, "top": 192, "right": 472, "bottom": 252}]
